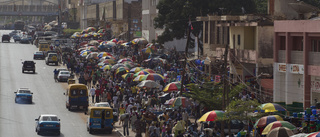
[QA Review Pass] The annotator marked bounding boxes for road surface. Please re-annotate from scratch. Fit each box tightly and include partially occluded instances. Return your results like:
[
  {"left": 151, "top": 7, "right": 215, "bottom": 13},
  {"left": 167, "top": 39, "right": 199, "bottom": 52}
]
[{"left": 0, "top": 30, "right": 120, "bottom": 137}]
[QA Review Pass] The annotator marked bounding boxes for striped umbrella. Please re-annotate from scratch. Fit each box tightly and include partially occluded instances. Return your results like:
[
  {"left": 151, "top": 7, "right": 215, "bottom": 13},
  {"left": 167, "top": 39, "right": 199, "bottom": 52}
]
[
  {"left": 111, "top": 64, "right": 125, "bottom": 71},
  {"left": 101, "top": 65, "right": 112, "bottom": 71},
  {"left": 260, "top": 103, "right": 287, "bottom": 112},
  {"left": 118, "top": 58, "right": 133, "bottom": 63},
  {"left": 266, "top": 127, "right": 294, "bottom": 137},
  {"left": 133, "top": 75, "right": 146, "bottom": 82},
  {"left": 141, "top": 47, "right": 155, "bottom": 53},
  {"left": 141, "top": 73, "right": 165, "bottom": 81},
  {"left": 124, "top": 62, "right": 135, "bottom": 69},
  {"left": 164, "top": 98, "right": 175, "bottom": 106},
  {"left": 80, "top": 51, "right": 91, "bottom": 57},
  {"left": 143, "top": 69, "right": 155, "bottom": 73},
  {"left": 163, "top": 82, "right": 181, "bottom": 92},
  {"left": 116, "top": 67, "right": 129, "bottom": 74},
  {"left": 262, "top": 121, "right": 296, "bottom": 135},
  {"left": 104, "top": 56, "right": 116, "bottom": 60},
  {"left": 134, "top": 70, "right": 150, "bottom": 77},
  {"left": 103, "top": 59, "right": 115, "bottom": 65},
  {"left": 172, "top": 97, "right": 191, "bottom": 108},
  {"left": 98, "top": 52, "right": 113, "bottom": 58},
  {"left": 254, "top": 115, "right": 283, "bottom": 128},
  {"left": 198, "top": 110, "right": 224, "bottom": 122},
  {"left": 130, "top": 67, "right": 144, "bottom": 73},
  {"left": 122, "top": 73, "right": 134, "bottom": 81},
  {"left": 306, "top": 132, "right": 320, "bottom": 137}
]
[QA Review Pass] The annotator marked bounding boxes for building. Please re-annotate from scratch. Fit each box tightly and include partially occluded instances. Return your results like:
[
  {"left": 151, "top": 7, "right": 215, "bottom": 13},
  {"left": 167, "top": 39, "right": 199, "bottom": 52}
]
[
  {"left": 79, "top": 0, "right": 142, "bottom": 41},
  {"left": 273, "top": 20, "right": 320, "bottom": 111},
  {"left": 196, "top": 15, "right": 274, "bottom": 102},
  {"left": 141, "top": 0, "right": 163, "bottom": 42}
]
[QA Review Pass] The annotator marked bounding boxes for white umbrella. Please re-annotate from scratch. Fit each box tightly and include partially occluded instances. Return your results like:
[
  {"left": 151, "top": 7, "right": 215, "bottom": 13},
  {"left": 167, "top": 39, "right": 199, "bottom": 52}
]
[
  {"left": 137, "top": 80, "right": 160, "bottom": 88},
  {"left": 86, "top": 52, "right": 99, "bottom": 60}
]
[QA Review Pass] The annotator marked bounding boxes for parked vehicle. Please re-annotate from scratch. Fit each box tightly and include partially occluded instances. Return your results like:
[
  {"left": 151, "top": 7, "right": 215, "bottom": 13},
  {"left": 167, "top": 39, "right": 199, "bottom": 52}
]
[
  {"left": 45, "top": 53, "right": 58, "bottom": 65},
  {"left": 57, "top": 71, "right": 71, "bottom": 82},
  {"left": 64, "top": 84, "right": 88, "bottom": 111},
  {"left": 13, "top": 34, "right": 21, "bottom": 42},
  {"left": 85, "top": 107, "right": 114, "bottom": 134},
  {"left": 33, "top": 51, "right": 45, "bottom": 60}
]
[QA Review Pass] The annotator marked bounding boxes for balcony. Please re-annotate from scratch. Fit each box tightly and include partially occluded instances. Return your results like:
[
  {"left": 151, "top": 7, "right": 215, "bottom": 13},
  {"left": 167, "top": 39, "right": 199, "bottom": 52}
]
[
  {"left": 291, "top": 51, "right": 303, "bottom": 64},
  {"left": 278, "top": 50, "right": 286, "bottom": 63},
  {"left": 309, "top": 52, "right": 320, "bottom": 65},
  {"left": 215, "top": 48, "right": 257, "bottom": 63}
]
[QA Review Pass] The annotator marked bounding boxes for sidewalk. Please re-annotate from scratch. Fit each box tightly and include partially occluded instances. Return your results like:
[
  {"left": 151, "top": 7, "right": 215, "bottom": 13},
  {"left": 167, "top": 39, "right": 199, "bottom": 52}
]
[{"left": 114, "top": 120, "right": 145, "bottom": 137}]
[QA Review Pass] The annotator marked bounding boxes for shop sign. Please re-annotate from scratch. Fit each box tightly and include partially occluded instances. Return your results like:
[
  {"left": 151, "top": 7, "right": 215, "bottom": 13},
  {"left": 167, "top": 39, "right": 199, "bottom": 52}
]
[
  {"left": 311, "top": 80, "right": 320, "bottom": 93},
  {"left": 278, "top": 63, "right": 286, "bottom": 72},
  {"left": 290, "top": 64, "right": 304, "bottom": 74}
]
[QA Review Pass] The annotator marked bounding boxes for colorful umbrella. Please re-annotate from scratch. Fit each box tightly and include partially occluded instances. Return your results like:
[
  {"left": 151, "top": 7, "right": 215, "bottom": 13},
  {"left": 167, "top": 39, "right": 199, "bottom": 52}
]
[
  {"left": 106, "top": 42, "right": 116, "bottom": 47},
  {"left": 198, "top": 110, "right": 224, "bottom": 122},
  {"left": 98, "top": 62, "right": 106, "bottom": 67},
  {"left": 124, "top": 62, "right": 135, "bottom": 69},
  {"left": 116, "top": 67, "right": 129, "bottom": 74},
  {"left": 306, "top": 132, "right": 320, "bottom": 137},
  {"left": 98, "top": 52, "right": 113, "bottom": 58},
  {"left": 103, "top": 59, "right": 115, "bottom": 65},
  {"left": 89, "top": 40, "right": 99, "bottom": 46},
  {"left": 266, "top": 127, "right": 294, "bottom": 137},
  {"left": 110, "top": 38, "right": 118, "bottom": 43},
  {"left": 141, "top": 73, "right": 165, "bottom": 81},
  {"left": 141, "top": 47, "right": 155, "bottom": 53},
  {"left": 118, "top": 58, "right": 133, "bottom": 63},
  {"left": 130, "top": 67, "right": 144, "bottom": 73},
  {"left": 80, "top": 51, "right": 91, "bottom": 57},
  {"left": 97, "top": 29, "right": 105, "bottom": 33},
  {"left": 164, "top": 98, "right": 175, "bottom": 106},
  {"left": 85, "top": 27, "right": 96, "bottom": 32},
  {"left": 121, "top": 42, "right": 130, "bottom": 47},
  {"left": 117, "top": 40, "right": 126, "bottom": 45},
  {"left": 262, "top": 121, "right": 296, "bottom": 135},
  {"left": 104, "top": 56, "right": 116, "bottom": 60},
  {"left": 134, "top": 70, "right": 150, "bottom": 77},
  {"left": 101, "top": 65, "right": 112, "bottom": 71},
  {"left": 122, "top": 73, "right": 134, "bottom": 81},
  {"left": 132, "top": 38, "right": 148, "bottom": 45},
  {"left": 111, "top": 64, "right": 125, "bottom": 71},
  {"left": 86, "top": 52, "right": 99, "bottom": 60},
  {"left": 260, "top": 103, "right": 287, "bottom": 112},
  {"left": 133, "top": 75, "right": 146, "bottom": 81},
  {"left": 87, "top": 46, "right": 98, "bottom": 52},
  {"left": 254, "top": 115, "right": 283, "bottom": 128},
  {"left": 172, "top": 97, "right": 191, "bottom": 108},
  {"left": 137, "top": 80, "right": 160, "bottom": 88},
  {"left": 163, "top": 82, "right": 181, "bottom": 92},
  {"left": 143, "top": 69, "right": 155, "bottom": 73}
]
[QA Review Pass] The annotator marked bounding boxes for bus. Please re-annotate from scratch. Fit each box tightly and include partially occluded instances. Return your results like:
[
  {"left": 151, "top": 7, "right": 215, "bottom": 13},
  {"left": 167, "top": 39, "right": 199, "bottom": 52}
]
[{"left": 14, "top": 20, "right": 25, "bottom": 31}]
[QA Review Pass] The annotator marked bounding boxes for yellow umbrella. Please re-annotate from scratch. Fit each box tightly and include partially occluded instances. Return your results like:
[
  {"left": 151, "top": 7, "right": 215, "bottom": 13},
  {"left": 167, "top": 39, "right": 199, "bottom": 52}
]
[{"left": 133, "top": 75, "right": 146, "bottom": 81}]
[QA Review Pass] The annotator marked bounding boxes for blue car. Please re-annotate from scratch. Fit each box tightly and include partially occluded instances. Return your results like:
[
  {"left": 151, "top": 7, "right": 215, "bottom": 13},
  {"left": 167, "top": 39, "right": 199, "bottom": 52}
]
[
  {"left": 35, "top": 114, "right": 60, "bottom": 135},
  {"left": 13, "top": 35, "right": 21, "bottom": 42},
  {"left": 14, "top": 88, "right": 33, "bottom": 103}
]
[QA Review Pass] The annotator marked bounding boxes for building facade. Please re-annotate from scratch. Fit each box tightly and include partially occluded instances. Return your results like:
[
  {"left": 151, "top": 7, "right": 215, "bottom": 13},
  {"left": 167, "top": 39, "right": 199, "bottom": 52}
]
[
  {"left": 141, "top": 0, "right": 163, "bottom": 42},
  {"left": 274, "top": 20, "right": 320, "bottom": 110}
]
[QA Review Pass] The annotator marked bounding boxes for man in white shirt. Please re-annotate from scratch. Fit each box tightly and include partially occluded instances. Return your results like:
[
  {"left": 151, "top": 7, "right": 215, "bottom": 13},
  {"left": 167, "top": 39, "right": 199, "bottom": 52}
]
[
  {"left": 89, "top": 86, "right": 96, "bottom": 103},
  {"left": 126, "top": 103, "right": 133, "bottom": 113}
]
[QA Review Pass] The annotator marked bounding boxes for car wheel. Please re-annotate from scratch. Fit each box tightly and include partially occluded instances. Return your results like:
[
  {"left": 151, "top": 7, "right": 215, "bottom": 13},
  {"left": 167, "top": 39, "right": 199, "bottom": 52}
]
[
  {"left": 22, "top": 70, "right": 24, "bottom": 73},
  {"left": 55, "top": 62, "right": 58, "bottom": 66},
  {"left": 33, "top": 70, "right": 35, "bottom": 74},
  {"left": 15, "top": 98, "right": 17, "bottom": 103},
  {"left": 89, "top": 128, "right": 92, "bottom": 134},
  {"left": 37, "top": 130, "right": 41, "bottom": 135}
]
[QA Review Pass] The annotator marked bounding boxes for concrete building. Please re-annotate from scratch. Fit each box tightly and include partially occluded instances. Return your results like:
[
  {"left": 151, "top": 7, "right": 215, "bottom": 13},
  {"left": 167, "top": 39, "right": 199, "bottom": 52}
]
[
  {"left": 196, "top": 15, "right": 274, "bottom": 102},
  {"left": 141, "top": 0, "right": 163, "bottom": 42},
  {"left": 274, "top": 20, "right": 320, "bottom": 110}
]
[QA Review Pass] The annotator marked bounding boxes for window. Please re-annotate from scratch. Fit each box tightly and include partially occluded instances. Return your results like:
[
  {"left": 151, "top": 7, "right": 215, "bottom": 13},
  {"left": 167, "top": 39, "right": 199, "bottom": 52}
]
[
  {"left": 312, "top": 40, "right": 317, "bottom": 52},
  {"left": 205, "top": 21, "right": 208, "bottom": 43},
  {"left": 93, "top": 110, "right": 101, "bottom": 117},
  {"left": 237, "top": 35, "right": 240, "bottom": 46}
]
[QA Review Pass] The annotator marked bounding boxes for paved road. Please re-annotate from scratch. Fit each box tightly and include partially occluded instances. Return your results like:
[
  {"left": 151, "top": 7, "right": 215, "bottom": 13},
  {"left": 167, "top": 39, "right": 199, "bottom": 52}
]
[{"left": 0, "top": 30, "right": 120, "bottom": 137}]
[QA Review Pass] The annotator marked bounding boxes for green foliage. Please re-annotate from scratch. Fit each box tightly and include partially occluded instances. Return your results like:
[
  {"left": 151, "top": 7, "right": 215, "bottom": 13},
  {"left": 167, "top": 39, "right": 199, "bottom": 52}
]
[
  {"left": 254, "top": 0, "right": 268, "bottom": 14},
  {"left": 63, "top": 29, "right": 82, "bottom": 35},
  {"left": 154, "top": 0, "right": 257, "bottom": 45},
  {"left": 184, "top": 82, "right": 249, "bottom": 111},
  {"left": 223, "top": 99, "right": 261, "bottom": 122}
]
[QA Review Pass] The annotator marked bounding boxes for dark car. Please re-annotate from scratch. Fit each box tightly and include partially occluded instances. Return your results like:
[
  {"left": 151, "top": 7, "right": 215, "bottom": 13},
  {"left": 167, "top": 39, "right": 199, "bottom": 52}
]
[
  {"left": 33, "top": 51, "right": 45, "bottom": 59},
  {"left": 14, "top": 88, "right": 33, "bottom": 103},
  {"left": 13, "top": 35, "right": 21, "bottom": 42},
  {"left": 2, "top": 34, "right": 10, "bottom": 42},
  {"left": 22, "top": 60, "right": 36, "bottom": 73},
  {"left": 9, "top": 30, "right": 18, "bottom": 37},
  {"left": 20, "top": 36, "right": 29, "bottom": 44}
]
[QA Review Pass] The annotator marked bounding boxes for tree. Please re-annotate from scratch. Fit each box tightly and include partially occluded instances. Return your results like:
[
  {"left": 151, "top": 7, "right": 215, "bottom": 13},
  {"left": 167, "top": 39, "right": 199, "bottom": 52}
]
[{"left": 154, "top": 0, "right": 258, "bottom": 48}]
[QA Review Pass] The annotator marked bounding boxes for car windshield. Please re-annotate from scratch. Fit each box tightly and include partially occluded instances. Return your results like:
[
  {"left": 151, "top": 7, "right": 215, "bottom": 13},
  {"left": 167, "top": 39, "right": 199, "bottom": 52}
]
[
  {"left": 70, "top": 89, "right": 87, "bottom": 96},
  {"left": 95, "top": 103, "right": 110, "bottom": 107},
  {"left": 41, "top": 116, "right": 58, "bottom": 121},
  {"left": 35, "top": 52, "right": 43, "bottom": 54},
  {"left": 19, "top": 90, "right": 30, "bottom": 94},
  {"left": 60, "top": 72, "right": 69, "bottom": 74}
]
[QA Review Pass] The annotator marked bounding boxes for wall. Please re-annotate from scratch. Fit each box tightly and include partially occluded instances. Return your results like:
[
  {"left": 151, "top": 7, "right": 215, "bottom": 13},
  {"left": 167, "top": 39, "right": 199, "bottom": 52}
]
[
  {"left": 274, "top": 0, "right": 299, "bottom": 19},
  {"left": 116, "top": 0, "right": 124, "bottom": 20},
  {"left": 244, "top": 27, "right": 255, "bottom": 50},
  {"left": 87, "top": 4, "right": 97, "bottom": 20},
  {"left": 99, "top": 1, "right": 114, "bottom": 20},
  {"left": 257, "top": 26, "right": 274, "bottom": 59}
]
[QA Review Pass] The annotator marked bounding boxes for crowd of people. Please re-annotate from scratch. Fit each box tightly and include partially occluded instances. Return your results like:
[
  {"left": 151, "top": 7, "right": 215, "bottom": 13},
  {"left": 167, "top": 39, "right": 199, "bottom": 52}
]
[{"left": 55, "top": 37, "right": 227, "bottom": 137}]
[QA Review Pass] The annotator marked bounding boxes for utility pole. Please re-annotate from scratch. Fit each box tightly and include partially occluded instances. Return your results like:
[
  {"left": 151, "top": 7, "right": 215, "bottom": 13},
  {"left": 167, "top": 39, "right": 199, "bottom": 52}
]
[
  {"left": 127, "top": 3, "right": 131, "bottom": 41},
  {"left": 221, "top": 42, "right": 229, "bottom": 137},
  {"left": 180, "top": 17, "right": 191, "bottom": 95},
  {"left": 58, "top": 0, "right": 62, "bottom": 35}
]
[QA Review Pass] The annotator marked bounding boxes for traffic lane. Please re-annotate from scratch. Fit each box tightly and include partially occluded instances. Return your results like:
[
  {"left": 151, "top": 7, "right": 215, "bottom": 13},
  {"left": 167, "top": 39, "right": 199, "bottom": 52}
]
[{"left": 0, "top": 34, "right": 120, "bottom": 137}]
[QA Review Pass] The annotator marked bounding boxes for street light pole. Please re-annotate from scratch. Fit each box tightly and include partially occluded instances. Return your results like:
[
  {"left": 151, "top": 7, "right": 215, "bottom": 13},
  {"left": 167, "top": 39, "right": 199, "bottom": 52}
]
[{"left": 58, "top": 0, "right": 62, "bottom": 35}]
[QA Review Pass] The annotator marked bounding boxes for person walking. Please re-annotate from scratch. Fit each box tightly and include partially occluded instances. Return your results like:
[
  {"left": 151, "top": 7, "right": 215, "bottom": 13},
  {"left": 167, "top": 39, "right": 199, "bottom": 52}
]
[
  {"left": 122, "top": 114, "right": 130, "bottom": 136},
  {"left": 89, "top": 86, "right": 96, "bottom": 103}
]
